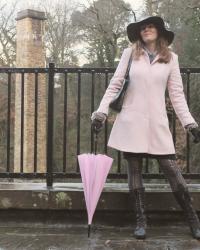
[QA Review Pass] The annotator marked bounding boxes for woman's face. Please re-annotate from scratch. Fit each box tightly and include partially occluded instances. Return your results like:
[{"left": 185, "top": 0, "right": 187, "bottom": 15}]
[{"left": 140, "top": 23, "right": 158, "bottom": 44}]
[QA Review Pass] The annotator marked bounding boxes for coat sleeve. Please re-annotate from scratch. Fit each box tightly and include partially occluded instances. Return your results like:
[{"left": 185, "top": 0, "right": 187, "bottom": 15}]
[
  {"left": 167, "top": 53, "right": 197, "bottom": 130},
  {"left": 96, "top": 47, "right": 132, "bottom": 115}
]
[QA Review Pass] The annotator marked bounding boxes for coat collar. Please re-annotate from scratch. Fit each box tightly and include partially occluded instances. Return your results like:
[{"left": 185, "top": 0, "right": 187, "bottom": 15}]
[
  {"left": 142, "top": 47, "right": 160, "bottom": 65},
  {"left": 143, "top": 46, "right": 157, "bottom": 57}
]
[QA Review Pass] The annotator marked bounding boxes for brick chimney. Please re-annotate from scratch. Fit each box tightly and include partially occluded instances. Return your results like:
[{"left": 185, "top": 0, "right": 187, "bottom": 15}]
[{"left": 14, "top": 9, "right": 47, "bottom": 173}]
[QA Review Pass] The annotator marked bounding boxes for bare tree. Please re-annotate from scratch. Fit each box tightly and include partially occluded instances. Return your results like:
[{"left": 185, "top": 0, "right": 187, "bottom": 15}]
[
  {"left": 40, "top": 0, "right": 79, "bottom": 67},
  {"left": 71, "top": 0, "right": 134, "bottom": 67},
  {"left": 144, "top": 0, "right": 160, "bottom": 15},
  {"left": 0, "top": 1, "right": 17, "bottom": 67}
]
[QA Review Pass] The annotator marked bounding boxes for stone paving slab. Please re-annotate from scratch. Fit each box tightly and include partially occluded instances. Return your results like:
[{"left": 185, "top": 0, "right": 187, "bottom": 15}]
[{"left": 0, "top": 224, "right": 200, "bottom": 250}]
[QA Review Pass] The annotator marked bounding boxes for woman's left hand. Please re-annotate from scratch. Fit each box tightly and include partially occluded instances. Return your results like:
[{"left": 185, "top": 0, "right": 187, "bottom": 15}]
[
  {"left": 185, "top": 123, "right": 200, "bottom": 143},
  {"left": 190, "top": 127, "right": 200, "bottom": 143}
]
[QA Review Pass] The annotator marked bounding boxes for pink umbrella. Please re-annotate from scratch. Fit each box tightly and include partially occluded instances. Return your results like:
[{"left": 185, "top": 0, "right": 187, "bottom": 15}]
[{"left": 78, "top": 136, "right": 113, "bottom": 237}]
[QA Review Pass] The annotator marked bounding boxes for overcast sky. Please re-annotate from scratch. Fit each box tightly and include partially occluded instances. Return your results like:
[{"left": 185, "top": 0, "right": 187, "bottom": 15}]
[
  {"left": 14, "top": 0, "right": 145, "bottom": 14},
  {"left": 2, "top": 0, "right": 144, "bottom": 18}
]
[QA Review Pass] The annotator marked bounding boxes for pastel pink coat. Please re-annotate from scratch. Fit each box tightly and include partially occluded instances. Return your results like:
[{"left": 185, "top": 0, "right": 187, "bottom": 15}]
[{"left": 96, "top": 47, "right": 197, "bottom": 154}]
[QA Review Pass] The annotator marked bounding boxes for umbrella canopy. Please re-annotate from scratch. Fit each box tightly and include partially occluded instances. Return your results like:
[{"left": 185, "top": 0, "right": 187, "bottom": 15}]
[{"left": 78, "top": 153, "right": 113, "bottom": 237}]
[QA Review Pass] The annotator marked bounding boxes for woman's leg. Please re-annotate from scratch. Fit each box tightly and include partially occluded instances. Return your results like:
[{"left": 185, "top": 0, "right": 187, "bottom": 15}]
[
  {"left": 157, "top": 158, "right": 200, "bottom": 239},
  {"left": 127, "top": 156, "right": 144, "bottom": 190},
  {"left": 126, "top": 156, "right": 146, "bottom": 239}
]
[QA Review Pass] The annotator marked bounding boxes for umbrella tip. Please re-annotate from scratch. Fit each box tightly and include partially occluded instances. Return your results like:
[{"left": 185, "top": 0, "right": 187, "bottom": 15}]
[{"left": 88, "top": 224, "right": 91, "bottom": 238}]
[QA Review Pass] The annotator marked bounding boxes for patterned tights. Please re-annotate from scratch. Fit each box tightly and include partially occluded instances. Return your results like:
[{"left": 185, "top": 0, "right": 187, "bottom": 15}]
[{"left": 126, "top": 157, "right": 187, "bottom": 192}]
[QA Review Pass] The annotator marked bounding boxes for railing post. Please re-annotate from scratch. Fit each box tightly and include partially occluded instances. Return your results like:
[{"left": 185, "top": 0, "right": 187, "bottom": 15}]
[{"left": 46, "top": 63, "right": 55, "bottom": 187}]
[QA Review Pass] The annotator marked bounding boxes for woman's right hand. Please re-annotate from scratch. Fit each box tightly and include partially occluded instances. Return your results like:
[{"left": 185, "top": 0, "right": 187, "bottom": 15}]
[{"left": 91, "top": 111, "right": 107, "bottom": 133}]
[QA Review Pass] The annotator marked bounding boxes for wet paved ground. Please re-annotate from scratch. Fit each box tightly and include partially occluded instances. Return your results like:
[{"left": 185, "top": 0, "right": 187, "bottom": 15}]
[
  {"left": 0, "top": 182, "right": 200, "bottom": 249},
  {"left": 0, "top": 223, "right": 200, "bottom": 250}
]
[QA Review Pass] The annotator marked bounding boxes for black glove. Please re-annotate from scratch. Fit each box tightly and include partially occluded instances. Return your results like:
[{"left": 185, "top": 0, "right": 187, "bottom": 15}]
[
  {"left": 91, "top": 119, "right": 103, "bottom": 133},
  {"left": 190, "top": 127, "right": 200, "bottom": 144},
  {"left": 185, "top": 123, "right": 200, "bottom": 144},
  {"left": 91, "top": 111, "right": 107, "bottom": 133}
]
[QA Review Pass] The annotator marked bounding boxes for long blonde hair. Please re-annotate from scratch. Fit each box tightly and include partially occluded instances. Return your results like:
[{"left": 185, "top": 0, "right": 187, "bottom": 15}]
[{"left": 132, "top": 37, "right": 172, "bottom": 64}]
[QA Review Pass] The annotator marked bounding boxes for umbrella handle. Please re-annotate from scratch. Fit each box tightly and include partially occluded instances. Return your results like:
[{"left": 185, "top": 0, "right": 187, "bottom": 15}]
[{"left": 94, "top": 133, "right": 98, "bottom": 155}]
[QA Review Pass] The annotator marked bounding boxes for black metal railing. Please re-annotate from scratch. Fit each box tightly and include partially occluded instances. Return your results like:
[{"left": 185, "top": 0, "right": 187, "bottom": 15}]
[{"left": 0, "top": 64, "right": 199, "bottom": 186}]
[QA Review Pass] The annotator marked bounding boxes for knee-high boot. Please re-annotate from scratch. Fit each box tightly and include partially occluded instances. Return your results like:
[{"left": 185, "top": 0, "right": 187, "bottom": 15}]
[
  {"left": 130, "top": 187, "right": 147, "bottom": 239},
  {"left": 173, "top": 184, "right": 200, "bottom": 239}
]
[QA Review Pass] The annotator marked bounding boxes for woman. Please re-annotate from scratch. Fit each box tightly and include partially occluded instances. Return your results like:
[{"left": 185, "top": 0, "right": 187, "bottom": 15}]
[{"left": 91, "top": 16, "right": 200, "bottom": 239}]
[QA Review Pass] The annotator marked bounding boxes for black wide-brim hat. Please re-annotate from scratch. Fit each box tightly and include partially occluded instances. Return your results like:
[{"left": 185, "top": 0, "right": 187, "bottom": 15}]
[{"left": 127, "top": 16, "right": 174, "bottom": 45}]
